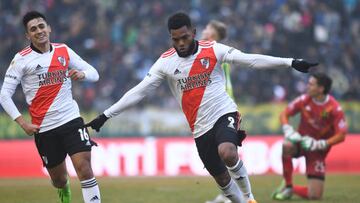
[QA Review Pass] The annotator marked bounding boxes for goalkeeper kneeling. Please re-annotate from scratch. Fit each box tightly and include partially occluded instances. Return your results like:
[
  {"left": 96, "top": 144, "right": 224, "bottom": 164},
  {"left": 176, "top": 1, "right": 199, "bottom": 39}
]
[{"left": 272, "top": 73, "right": 347, "bottom": 201}]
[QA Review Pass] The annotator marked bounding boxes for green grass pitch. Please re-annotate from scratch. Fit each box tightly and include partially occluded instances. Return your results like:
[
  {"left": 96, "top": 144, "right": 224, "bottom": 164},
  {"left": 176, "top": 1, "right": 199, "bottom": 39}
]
[{"left": 0, "top": 174, "right": 359, "bottom": 203}]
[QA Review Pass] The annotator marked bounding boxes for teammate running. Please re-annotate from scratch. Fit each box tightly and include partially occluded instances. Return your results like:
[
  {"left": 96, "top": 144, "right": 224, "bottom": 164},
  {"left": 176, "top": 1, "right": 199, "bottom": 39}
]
[
  {"left": 85, "top": 12, "right": 317, "bottom": 203},
  {"left": 0, "top": 11, "right": 101, "bottom": 203}
]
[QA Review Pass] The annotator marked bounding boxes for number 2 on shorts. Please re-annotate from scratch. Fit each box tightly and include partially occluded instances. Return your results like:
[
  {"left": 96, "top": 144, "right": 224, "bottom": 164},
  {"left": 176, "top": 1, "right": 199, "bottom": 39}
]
[{"left": 227, "top": 116, "right": 235, "bottom": 129}]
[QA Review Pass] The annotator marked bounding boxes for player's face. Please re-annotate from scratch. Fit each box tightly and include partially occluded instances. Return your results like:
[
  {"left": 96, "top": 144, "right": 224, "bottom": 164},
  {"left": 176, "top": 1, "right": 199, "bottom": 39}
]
[
  {"left": 170, "top": 26, "right": 196, "bottom": 57},
  {"left": 201, "top": 24, "right": 216, "bottom": 41},
  {"left": 25, "top": 18, "right": 51, "bottom": 46},
  {"left": 307, "top": 76, "right": 324, "bottom": 97}
]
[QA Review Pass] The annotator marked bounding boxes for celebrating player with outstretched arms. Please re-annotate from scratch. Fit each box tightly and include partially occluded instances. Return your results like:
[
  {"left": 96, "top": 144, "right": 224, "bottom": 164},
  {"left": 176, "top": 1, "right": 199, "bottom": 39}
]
[{"left": 86, "top": 12, "right": 317, "bottom": 203}]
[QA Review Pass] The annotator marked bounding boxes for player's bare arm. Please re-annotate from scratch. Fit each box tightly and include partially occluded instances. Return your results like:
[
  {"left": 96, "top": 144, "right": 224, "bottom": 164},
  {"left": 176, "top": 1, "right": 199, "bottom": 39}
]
[
  {"left": 15, "top": 115, "right": 40, "bottom": 135},
  {"left": 326, "top": 132, "right": 346, "bottom": 146}
]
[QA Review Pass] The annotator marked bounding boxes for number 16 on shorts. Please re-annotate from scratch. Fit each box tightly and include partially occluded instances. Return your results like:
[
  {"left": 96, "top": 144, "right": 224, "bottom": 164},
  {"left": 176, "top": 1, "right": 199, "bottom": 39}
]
[{"left": 78, "top": 128, "right": 91, "bottom": 146}]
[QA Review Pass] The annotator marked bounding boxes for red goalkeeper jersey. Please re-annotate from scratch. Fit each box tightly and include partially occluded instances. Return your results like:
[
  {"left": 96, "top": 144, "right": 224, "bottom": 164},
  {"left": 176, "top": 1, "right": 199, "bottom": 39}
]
[{"left": 285, "top": 94, "right": 347, "bottom": 140}]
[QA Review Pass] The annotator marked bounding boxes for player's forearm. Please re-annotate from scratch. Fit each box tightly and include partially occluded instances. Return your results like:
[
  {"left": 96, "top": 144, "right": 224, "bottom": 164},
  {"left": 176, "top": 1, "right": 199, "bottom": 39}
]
[
  {"left": 15, "top": 115, "right": 27, "bottom": 128},
  {"left": 104, "top": 77, "right": 160, "bottom": 118},
  {"left": 81, "top": 65, "right": 99, "bottom": 82},
  {"left": 228, "top": 50, "right": 293, "bottom": 69},
  {"left": 326, "top": 132, "right": 346, "bottom": 146},
  {"left": 0, "top": 86, "right": 21, "bottom": 120},
  {"left": 280, "top": 111, "right": 290, "bottom": 125},
  {"left": 68, "top": 46, "right": 99, "bottom": 82},
  {"left": 104, "top": 87, "right": 146, "bottom": 118}
]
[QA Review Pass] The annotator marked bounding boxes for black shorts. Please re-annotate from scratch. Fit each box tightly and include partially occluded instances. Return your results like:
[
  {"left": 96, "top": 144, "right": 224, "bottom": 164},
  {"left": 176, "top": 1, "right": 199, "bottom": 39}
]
[
  {"left": 34, "top": 117, "right": 96, "bottom": 168},
  {"left": 195, "top": 112, "right": 246, "bottom": 177}
]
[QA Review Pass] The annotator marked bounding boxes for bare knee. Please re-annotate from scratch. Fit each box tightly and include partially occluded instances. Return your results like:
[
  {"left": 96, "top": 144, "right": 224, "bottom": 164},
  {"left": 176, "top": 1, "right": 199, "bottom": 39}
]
[
  {"left": 308, "top": 194, "right": 322, "bottom": 200},
  {"left": 218, "top": 143, "right": 238, "bottom": 166},
  {"left": 51, "top": 173, "right": 68, "bottom": 188},
  {"left": 47, "top": 162, "right": 68, "bottom": 188}
]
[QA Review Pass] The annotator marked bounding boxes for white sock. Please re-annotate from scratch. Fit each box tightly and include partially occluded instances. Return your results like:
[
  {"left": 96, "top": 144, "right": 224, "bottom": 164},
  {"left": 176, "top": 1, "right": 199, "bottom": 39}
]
[
  {"left": 81, "top": 177, "right": 101, "bottom": 203},
  {"left": 218, "top": 179, "right": 246, "bottom": 203},
  {"left": 227, "top": 160, "right": 255, "bottom": 200}
]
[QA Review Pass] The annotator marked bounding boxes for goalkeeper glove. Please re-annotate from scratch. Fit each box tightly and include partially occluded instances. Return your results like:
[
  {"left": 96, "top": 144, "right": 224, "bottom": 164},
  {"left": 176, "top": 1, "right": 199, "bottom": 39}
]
[
  {"left": 282, "top": 124, "right": 302, "bottom": 143},
  {"left": 300, "top": 136, "right": 328, "bottom": 151},
  {"left": 291, "top": 59, "right": 318, "bottom": 73},
  {"left": 84, "top": 113, "right": 108, "bottom": 132}
]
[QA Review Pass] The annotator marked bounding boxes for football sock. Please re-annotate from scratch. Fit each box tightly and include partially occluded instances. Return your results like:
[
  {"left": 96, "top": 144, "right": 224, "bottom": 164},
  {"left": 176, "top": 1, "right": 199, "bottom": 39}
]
[
  {"left": 293, "top": 185, "right": 308, "bottom": 199},
  {"left": 218, "top": 179, "right": 245, "bottom": 203},
  {"left": 282, "top": 155, "right": 293, "bottom": 187},
  {"left": 81, "top": 177, "right": 101, "bottom": 203},
  {"left": 227, "top": 159, "right": 255, "bottom": 200}
]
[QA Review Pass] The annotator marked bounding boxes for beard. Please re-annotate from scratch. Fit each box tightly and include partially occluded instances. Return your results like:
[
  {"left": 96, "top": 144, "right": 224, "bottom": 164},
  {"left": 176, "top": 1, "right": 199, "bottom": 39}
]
[{"left": 174, "top": 40, "right": 198, "bottom": 58}]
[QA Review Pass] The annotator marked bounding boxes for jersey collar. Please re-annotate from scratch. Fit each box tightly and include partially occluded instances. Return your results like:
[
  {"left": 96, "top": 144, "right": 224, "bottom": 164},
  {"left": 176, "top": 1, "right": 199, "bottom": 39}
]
[
  {"left": 30, "top": 43, "right": 53, "bottom": 54},
  {"left": 312, "top": 94, "right": 329, "bottom": 105}
]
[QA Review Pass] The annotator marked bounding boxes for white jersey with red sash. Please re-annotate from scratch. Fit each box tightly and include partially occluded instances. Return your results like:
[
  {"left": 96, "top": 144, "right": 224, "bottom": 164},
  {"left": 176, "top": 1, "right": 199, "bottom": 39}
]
[
  {"left": 0, "top": 43, "right": 99, "bottom": 133},
  {"left": 104, "top": 41, "right": 293, "bottom": 138}
]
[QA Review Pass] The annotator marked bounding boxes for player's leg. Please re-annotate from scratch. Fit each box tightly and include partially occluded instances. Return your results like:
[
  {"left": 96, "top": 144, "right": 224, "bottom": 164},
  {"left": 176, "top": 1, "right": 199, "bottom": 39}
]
[
  {"left": 218, "top": 142, "right": 255, "bottom": 202},
  {"left": 47, "top": 161, "right": 72, "bottom": 203},
  {"left": 282, "top": 140, "right": 298, "bottom": 187},
  {"left": 307, "top": 178, "right": 324, "bottom": 199},
  {"left": 215, "top": 112, "right": 256, "bottom": 203},
  {"left": 34, "top": 131, "right": 71, "bottom": 203},
  {"left": 62, "top": 117, "right": 101, "bottom": 203},
  {"left": 272, "top": 140, "right": 300, "bottom": 200},
  {"left": 71, "top": 151, "right": 100, "bottom": 203},
  {"left": 295, "top": 151, "right": 327, "bottom": 200},
  {"left": 195, "top": 128, "right": 245, "bottom": 203}
]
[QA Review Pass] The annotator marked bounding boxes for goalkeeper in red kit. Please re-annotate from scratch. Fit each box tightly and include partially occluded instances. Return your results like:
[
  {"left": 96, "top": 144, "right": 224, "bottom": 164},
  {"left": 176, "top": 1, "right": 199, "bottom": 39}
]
[{"left": 273, "top": 73, "right": 347, "bottom": 200}]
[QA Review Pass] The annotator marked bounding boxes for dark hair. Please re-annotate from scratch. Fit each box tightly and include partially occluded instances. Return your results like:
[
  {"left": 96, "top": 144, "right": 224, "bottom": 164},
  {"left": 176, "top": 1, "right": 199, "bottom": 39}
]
[
  {"left": 23, "top": 11, "right": 47, "bottom": 29},
  {"left": 167, "top": 12, "right": 192, "bottom": 32},
  {"left": 311, "top": 72, "right": 332, "bottom": 94},
  {"left": 208, "top": 20, "right": 227, "bottom": 41}
]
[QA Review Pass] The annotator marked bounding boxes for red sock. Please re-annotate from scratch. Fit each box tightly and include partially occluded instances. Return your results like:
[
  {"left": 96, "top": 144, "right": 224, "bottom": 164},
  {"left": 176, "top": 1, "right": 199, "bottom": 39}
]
[
  {"left": 282, "top": 155, "right": 293, "bottom": 186},
  {"left": 293, "top": 185, "right": 308, "bottom": 199}
]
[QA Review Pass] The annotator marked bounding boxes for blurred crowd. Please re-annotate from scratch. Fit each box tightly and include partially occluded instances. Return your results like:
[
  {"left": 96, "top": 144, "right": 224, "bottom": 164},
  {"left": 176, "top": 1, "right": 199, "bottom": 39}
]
[{"left": 0, "top": 0, "right": 359, "bottom": 113}]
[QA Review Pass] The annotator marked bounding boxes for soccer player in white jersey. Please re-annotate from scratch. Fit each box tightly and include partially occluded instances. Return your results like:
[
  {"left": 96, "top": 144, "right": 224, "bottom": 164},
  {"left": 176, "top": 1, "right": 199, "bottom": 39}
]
[
  {"left": 0, "top": 11, "right": 101, "bottom": 203},
  {"left": 85, "top": 12, "right": 317, "bottom": 203}
]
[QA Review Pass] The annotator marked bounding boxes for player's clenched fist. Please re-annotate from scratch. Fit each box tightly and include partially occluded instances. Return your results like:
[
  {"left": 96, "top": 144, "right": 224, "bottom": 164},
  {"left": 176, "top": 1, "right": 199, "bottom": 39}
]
[
  {"left": 68, "top": 69, "right": 85, "bottom": 80},
  {"left": 84, "top": 113, "right": 108, "bottom": 132}
]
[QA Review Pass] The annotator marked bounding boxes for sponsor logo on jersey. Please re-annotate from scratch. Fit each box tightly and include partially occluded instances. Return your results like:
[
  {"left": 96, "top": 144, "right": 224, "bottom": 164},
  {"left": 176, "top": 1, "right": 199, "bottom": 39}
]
[
  {"left": 37, "top": 70, "right": 68, "bottom": 87},
  {"left": 57, "top": 56, "right": 66, "bottom": 67},
  {"left": 177, "top": 72, "right": 212, "bottom": 91},
  {"left": 200, "top": 57, "right": 210, "bottom": 69}
]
